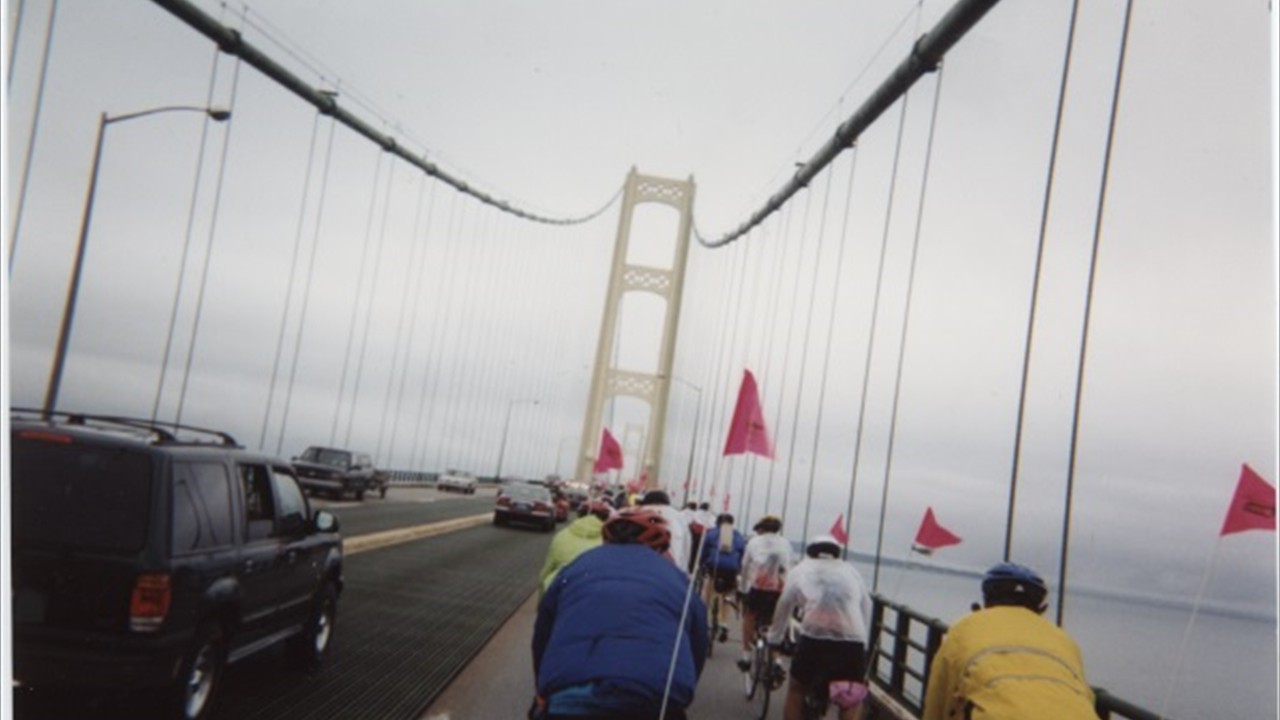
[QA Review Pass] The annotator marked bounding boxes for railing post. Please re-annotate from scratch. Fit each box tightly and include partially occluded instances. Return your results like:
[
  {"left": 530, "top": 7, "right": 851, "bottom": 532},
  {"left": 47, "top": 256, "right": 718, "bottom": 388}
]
[
  {"left": 921, "top": 618, "right": 948, "bottom": 706},
  {"left": 869, "top": 596, "right": 887, "bottom": 681},
  {"left": 889, "top": 607, "right": 911, "bottom": 695}
]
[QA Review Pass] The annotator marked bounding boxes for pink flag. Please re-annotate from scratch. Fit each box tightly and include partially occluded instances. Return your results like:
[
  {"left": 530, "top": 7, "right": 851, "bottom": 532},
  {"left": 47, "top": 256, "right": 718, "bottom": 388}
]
[
  {"left": 1220, "top": 464, "right": 1277, "bottom": 536},
  {"left": 723, "top": 369, "right": 775, "bottom": 459},
  {"left": 830, "top": 514, "right": 849, "bottom": 546},
  {"left": 912, "top": 507, "right": 962, "bottom": 554},
  {"left": 593, "top": 428, "right": 623, "bottom": 473}
]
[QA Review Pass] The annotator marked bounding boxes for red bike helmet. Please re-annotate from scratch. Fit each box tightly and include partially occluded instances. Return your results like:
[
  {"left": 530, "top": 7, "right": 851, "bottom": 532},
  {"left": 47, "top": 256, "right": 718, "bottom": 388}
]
[{"left": 602, "top": 507, "right": 671, "bottom": 553}]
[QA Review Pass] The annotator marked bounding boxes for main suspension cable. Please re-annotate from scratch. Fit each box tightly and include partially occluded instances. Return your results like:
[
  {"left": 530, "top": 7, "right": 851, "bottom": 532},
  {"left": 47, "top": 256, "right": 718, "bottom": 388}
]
[
  {"left": 696, "top": 0, "right": 1001, "bottom": 249},
  {"left": 150, "top": 0, "right": 622, "bottom": 227}
]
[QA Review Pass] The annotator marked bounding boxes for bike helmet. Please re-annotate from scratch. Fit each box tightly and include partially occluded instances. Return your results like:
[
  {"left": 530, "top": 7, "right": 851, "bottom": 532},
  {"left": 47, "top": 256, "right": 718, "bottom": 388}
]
[
  {"left": 585, "top": 500, "right": 614, "bottom": 522},
  {"left": 981, "top": 562, "right": 1048, "bottom": 613},
  {"left": 602, "top": 507, "right": 671, "bottom": 553},
  {"left": 806, "top": 534, "right": 842, "bottom": 559},
  {"left": 754, "top": 515, "right": 783, "bottom": 533},
  {"left": 639, "top": 489, "right": 671, "bottom": 506}
]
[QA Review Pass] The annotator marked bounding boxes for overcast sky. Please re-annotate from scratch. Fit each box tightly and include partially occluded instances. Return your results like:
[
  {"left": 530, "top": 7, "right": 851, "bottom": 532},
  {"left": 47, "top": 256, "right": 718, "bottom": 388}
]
[{"left": 3, "top": 0, "right": 1277, "bottom": 712}]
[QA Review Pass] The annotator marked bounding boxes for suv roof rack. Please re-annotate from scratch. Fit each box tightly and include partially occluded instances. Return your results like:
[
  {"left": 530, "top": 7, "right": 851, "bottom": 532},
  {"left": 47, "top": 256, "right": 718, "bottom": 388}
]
[{"left": 11, "top": 408, "right": 242, "bottom": 447}]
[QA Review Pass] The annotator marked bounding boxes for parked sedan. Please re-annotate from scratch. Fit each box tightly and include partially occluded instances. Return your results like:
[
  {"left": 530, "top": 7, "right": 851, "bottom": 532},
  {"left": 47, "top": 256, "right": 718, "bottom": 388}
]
[{"left": 493, "top": 483, "right": 556, "bottom": 532}]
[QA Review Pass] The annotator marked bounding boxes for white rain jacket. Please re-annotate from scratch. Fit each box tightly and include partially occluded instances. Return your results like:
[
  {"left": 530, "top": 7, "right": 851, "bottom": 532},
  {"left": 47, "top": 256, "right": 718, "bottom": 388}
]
[
  {"left": 767, "top": 557, "right": 872, "bottom": 645},
  {"left": 652, "top": 504, "right": 691, "bottom": 572},
  {"left": 740, "top": 532, "right": 793, "bottom": 592}
]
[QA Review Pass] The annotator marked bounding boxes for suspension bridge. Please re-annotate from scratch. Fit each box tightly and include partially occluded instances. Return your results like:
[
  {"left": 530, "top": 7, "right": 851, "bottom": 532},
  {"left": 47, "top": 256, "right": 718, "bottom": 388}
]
[{"left": 4, "top": 0, "right": 1275, "bottom": 719}]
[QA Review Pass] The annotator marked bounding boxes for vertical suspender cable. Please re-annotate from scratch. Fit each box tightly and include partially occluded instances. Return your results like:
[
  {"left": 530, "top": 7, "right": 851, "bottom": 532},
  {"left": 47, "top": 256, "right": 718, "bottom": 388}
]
[
  {"left": 375, "top": 173, "right": 431, "bottom": 464},
  {"left": 839, "top": 80, "right": 913, "bottom": 565},
  {"left": 416, "top": 191, "right": 461, "bottom": 470},
  {"left": 698, "top": 245, "right": 742, "bottom": 502},
  {"left": 801, "top": 150, "right": 861, "bottom": 543},
  {"left": 785, "top": 168, "right": 836, "bottom": 540},
  {"left": 258, "top": 109, "right": 322, "bottom": 449},
  {"left": 872, "top": 64, "right": 946, "bottom": 590},
  {"left": 705, "top": 245, "right": 740, "bottom": 496},
  {"left": 1058, "top": 0, "right": 1136, "bottom": 627},
  {"left": 6, "top": 0, "right": 58, "bottom": 271},
  {"left": 152, "top": 42, "right": 224, "bottom": 422},
  {"left": 384, "top": 179, "right": 437, "bottom": 467},
  {"left": 721, "top": 239, "right": 752, "bottom": 513},
  {"left": 5, "top": 0, "right": 28, "bottom": 87},
  {"left": 760, "top": 206, "right": 795, "bottom": 513},
  {"left": 343, "top": 158, "right": 398, "bottom": 447},
  {"left": 277, "top": 114, "right": 339, "bottom": 455},
  {"left": 1004, "top": 0, "right": 1083, "bottom": 562},
  {"left": 769, "top": 189, "right": 815, "bottom": 524},
  {"left": 328, "top": 148, "right": 384, "bottom": 443},
  {"left": 174, "top": 44, "right": 243, "bottom": 426}
]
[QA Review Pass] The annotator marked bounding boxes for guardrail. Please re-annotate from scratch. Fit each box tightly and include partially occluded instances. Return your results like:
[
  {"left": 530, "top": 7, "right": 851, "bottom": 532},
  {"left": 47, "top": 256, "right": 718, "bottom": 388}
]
[{"left": 867, "top": 594, "right": 1166, "bottom": 720}]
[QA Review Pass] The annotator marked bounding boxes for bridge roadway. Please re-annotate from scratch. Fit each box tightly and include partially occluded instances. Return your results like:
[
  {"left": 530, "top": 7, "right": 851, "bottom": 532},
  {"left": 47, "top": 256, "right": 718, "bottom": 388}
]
[{"left": 14, "top": 486, "right": 798, "bottom": 719}]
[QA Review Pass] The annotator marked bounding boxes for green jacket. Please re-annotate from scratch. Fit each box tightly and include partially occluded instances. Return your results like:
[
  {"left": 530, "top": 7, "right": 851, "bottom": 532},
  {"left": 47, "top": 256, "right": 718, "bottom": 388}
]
[{"left": 538, "top": 515, "right": 604, "bottom": 594}]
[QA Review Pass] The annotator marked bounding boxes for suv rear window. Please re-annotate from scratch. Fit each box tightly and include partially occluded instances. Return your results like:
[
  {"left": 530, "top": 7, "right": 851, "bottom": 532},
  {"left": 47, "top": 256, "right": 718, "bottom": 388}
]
[
  {"left": 300, "top": 447, "right": 352, "bottom": 468},
  {"left": 12, "top": 438, "right": 154, "bottom": 552}
]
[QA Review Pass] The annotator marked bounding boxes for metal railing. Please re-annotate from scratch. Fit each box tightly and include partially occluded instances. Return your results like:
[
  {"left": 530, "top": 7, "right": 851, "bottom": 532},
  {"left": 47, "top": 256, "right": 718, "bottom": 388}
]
[{"left": 867, "top": 594, "right": 1166, "bottom": 720}]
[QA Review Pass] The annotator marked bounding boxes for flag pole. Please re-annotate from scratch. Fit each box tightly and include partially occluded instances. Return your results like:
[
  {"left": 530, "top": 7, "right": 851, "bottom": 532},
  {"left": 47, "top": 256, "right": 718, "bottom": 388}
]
[{"left": 1157, "top": 537, "right": 1223, "bottom": 720}]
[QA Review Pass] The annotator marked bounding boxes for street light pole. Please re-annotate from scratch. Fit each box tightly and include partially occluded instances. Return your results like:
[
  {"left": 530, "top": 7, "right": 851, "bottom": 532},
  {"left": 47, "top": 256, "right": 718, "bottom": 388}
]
[
  {"left": 494, "top": 398, "right": 537, "bottom": 482},
  {"left": 42, "top": 105, "right": 231, "bottom": 416}
]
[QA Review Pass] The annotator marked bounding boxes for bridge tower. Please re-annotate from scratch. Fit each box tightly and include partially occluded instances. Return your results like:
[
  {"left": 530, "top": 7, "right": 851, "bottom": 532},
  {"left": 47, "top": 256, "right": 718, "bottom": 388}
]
[{"left": 576, "top": 168, "right": 695, "bottom": 490}]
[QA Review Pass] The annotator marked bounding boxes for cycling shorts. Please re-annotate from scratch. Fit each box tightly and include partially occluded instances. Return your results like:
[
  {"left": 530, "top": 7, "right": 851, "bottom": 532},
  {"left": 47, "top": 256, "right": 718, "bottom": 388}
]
[
  {"left": 711, "top": 567, "right": 739, "bottom": 594},
  {"left": 744, "top": 589, "right": 782, "bottom": 625},
  {"left": 789, "top": 636, "right": 867, "bottom": 687}
]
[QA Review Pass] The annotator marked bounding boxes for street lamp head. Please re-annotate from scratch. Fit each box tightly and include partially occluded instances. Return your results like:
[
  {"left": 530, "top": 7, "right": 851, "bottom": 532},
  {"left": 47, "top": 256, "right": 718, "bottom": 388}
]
[{"left": 207, "top": 109, "right": 232, "bottom": 121}]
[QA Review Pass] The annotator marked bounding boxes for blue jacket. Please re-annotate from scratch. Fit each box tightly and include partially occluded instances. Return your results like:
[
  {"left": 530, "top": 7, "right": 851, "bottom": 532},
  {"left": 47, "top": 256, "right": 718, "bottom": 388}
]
[
  {"left": 700, "top": 526, "right": 746, "bottom": 573},
  {"left": 533, "top": 543, "right": 709, "bottom": 713}
]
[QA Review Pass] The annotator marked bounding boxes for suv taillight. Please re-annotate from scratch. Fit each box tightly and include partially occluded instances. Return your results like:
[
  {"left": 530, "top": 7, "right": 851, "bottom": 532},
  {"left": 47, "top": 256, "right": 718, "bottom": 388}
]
[{"left": 130, "top": 573, "right": 171, "bottom": 632}]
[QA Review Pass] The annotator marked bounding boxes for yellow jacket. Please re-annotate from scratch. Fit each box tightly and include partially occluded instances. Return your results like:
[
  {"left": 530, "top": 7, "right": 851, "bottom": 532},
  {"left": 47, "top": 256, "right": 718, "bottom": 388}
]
[{"left": 922, "top": 606, "right": 1095, "bottom": 720}]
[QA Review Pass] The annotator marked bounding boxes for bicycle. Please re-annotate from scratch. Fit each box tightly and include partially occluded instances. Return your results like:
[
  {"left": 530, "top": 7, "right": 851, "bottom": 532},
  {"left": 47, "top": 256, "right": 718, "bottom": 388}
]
[{"left": 742, "top": 623, "right": 786, "bottom": 720}]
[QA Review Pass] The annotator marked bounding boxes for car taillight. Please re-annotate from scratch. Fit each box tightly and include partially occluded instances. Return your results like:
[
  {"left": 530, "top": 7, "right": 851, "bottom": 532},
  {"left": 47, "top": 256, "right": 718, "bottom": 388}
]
[
  {"left": 130, "top": 573, "right": 171, "bottom": 632},
  {"left": 17, "top": 430, "right": 73, "bottom": 444}
]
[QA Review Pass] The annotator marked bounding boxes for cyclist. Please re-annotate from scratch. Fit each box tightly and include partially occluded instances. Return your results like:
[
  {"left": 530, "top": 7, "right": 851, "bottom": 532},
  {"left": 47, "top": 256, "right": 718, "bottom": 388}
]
[
  {"left": 699, "top": 513, "right": 746, "bottom": 641},
  {"left": 532, "top": 507, "right": 709, "bottom": 719},
  {"left": 922, "top": 563, "right": 1095, "bottom": 720},
  {"left": 738, "top": 514, "right": 793, "bottom": 672},
  {"left": 537, "top": 500, "right": 613, "bottom": 595},
  {"left": 767, "top": 535, "right": 872, "bottom": 720},
  {"left": 638, "top": 489, "right": 691, "bottom": 571}
]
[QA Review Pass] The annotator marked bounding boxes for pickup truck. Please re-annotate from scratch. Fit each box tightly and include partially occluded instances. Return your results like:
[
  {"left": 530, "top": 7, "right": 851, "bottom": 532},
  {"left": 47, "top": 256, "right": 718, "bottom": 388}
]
[{"left": 293, "top": 446, "right": 378, "bottom": 500}]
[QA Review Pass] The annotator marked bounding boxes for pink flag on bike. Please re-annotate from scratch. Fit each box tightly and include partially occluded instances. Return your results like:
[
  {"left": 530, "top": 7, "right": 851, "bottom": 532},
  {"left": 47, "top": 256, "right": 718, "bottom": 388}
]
[
  {"left": 912, "top": 507, "right": 961, "bottom": 554},
  {"left": 593, "top": 428, "right": 623, "bottom": 473},
  {"left": 1220, "top": 464, "right": 1276, "bottom": 536},
  {"left": 723, "top": 369, "right": 774, "bottom": 459},
  {"left": 830, "top": 514, "right": 849, "bottom": 546}
]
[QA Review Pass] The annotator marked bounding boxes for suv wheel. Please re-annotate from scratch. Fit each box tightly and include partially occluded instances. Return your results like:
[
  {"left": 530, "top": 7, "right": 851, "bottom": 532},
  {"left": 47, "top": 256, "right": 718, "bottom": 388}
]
[
  {"left": 293, "top": 583, "right": 338, "bottom": 674},
  {"left": 168, "top": 623, "right": 226, "bottom": 720}
]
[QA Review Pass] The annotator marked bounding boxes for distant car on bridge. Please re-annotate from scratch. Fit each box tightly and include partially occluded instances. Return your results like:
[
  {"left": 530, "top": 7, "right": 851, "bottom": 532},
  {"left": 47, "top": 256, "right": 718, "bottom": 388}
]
[
  {"left": 293, "top": 446, "right": 380, "bottom": 500},
  {"left": 493, "top": 482, "right": 556, "bottom": 532},
  {"left": 437, "top": 469, "right": 478, "bottom": 494}
]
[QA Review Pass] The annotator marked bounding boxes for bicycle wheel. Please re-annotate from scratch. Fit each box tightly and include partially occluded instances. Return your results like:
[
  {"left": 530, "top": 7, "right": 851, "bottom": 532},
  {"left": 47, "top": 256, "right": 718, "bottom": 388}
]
[{"left": 758, "top": 636, "right": 777, "bottom": 719}]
